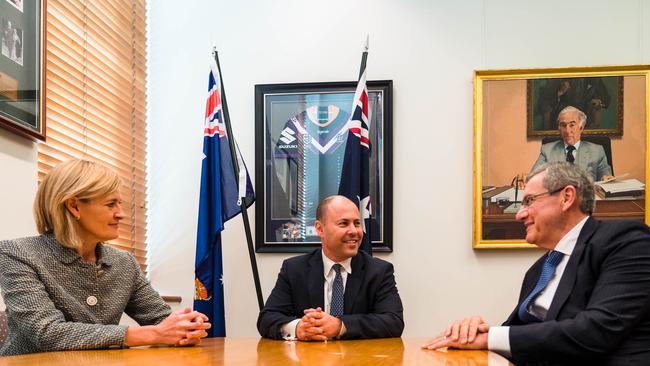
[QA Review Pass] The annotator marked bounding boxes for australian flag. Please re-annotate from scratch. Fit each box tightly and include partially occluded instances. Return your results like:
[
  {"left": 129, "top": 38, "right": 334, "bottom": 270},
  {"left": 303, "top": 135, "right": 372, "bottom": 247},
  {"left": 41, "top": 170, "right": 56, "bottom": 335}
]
[
  {"left": 338, "top": 60, "right": 372, "bottom": 254},
  {"left": 194, "top": 59, "right": 254, "bottom": 337}
]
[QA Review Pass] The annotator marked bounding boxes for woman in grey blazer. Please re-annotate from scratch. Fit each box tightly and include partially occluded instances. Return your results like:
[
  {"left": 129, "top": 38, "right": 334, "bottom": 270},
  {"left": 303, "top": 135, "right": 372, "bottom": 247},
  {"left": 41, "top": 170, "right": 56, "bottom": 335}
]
[{"left": 0, "top": 159, "right": 211, "bottom": 355}]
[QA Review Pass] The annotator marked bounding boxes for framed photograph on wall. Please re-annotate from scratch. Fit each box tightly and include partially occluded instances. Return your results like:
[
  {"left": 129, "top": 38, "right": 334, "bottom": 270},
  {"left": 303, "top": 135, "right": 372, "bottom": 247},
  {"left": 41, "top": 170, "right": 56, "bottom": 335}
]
[
  {"left": 0, "top": 0, "right": 45, "bottom": 141},
  {"left": 255, "top": 80, "right": 393, "bottom": 253},
  {"left": 474, "top": 65, "right": 649, "bottom": 249}
]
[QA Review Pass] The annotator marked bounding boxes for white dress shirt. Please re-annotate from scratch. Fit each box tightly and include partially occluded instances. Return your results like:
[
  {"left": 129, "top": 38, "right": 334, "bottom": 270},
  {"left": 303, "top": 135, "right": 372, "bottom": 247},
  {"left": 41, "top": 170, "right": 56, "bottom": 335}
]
[
  {"left": 489, "top": 216, "right": 588, "bottom": 357},
  {"left": 280, "top": 251, "right": 351, "bottom": 340}
]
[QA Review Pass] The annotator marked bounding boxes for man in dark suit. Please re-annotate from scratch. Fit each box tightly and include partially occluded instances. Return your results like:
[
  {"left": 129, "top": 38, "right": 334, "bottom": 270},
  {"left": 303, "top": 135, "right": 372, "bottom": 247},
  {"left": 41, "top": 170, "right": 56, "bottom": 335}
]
[
  {"left": 257, "top": 195, "right": 404, "bottom": 340},
  {"left": 424, "top": 162, "right": 650, "bottom": 365}
]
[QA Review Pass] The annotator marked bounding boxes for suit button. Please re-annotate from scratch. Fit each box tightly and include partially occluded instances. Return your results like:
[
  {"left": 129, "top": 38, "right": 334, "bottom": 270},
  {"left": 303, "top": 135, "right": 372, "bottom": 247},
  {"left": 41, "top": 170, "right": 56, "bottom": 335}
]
[{"left": 86, "top": 295, "right": 98, "bottom": 306}]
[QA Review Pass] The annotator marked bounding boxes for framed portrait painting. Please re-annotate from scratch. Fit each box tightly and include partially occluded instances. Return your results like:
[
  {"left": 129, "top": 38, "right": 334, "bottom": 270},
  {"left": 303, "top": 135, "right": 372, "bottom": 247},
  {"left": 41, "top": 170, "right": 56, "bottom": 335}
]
[
  {"left": 474, "top": 65, "right": 649, "bottom": 248},
  {"left": 527, "top": 76, "right": 623, "bottom": 137},
  {"left": 255, "top": 80, "right": 393, "bottom": 253},
  {"left": 0, "top": 0, "right": 45, "bottom": 141}
]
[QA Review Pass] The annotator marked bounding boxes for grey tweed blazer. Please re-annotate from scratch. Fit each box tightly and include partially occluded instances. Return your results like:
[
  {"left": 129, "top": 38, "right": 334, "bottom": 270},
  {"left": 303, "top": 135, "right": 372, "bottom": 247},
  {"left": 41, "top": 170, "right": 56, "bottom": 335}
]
[{"left": 0, "top": 233, "right": 172, "bottom": 355}]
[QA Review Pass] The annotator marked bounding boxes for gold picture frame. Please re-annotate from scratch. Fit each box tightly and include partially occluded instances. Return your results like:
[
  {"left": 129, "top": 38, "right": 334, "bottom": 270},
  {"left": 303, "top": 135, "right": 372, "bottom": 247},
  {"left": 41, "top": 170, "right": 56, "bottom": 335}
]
[{"left": 473, "top": 65, "right": 650, "bottom": 249}]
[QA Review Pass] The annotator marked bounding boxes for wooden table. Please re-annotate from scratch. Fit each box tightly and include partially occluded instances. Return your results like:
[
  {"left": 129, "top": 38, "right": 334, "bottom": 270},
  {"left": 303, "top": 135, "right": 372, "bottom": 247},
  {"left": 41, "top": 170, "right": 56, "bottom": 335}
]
[{"left": 0, "top": 337, "right": 513, "bottom": 365}]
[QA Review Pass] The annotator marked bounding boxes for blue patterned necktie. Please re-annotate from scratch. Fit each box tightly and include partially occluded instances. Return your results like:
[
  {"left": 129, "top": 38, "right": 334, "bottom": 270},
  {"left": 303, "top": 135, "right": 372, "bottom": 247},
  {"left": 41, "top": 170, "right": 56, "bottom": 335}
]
[
  {"left": 517, "top": 250, "right": 564, "bottom": 323},
  {"left": 566, "top": 145, "right": 576, "bottom": 163},
  {"left": 330, "top": 264, "right": 344, "bottom": 317}
]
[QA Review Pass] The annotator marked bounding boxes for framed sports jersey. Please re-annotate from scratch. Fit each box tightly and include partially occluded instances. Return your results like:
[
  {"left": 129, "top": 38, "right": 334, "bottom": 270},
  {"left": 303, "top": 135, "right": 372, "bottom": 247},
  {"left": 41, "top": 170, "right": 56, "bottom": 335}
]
[{"left": 255, "top": 81, "right": 393, "bottom": 253}]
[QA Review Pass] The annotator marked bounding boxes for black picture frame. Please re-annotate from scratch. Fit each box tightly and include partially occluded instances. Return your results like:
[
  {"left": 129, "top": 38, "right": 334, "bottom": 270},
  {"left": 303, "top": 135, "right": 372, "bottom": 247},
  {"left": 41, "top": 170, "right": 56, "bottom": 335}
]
[
  {"left": 255, "top": 80, "right": 393, "bottom": 253},
  {"left": 0, "top": 0, "right": 45, "bottom": 141}
]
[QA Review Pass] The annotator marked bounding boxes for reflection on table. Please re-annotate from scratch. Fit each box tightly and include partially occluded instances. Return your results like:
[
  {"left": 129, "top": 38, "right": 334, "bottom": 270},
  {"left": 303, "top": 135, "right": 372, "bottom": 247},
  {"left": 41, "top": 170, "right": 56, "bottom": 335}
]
[
  {"left": 482, "top": 198, "right": 645, "bottom": 240},
  {"left": 0, "top": 337, "right": 513, "bottom": 366}
]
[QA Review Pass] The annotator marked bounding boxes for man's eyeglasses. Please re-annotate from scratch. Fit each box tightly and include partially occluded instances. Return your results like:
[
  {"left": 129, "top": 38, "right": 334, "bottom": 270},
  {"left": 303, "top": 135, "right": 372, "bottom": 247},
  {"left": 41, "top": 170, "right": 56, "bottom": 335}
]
[{"left": 520, "top": 187, "right": 565, "bottom": 207}]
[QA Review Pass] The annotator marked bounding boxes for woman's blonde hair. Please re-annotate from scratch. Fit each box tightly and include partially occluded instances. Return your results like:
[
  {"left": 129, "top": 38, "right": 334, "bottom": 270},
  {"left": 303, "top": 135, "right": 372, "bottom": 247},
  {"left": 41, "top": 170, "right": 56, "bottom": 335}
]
[{"left": 33, "top": 159, "right": 122, "bottom": 249}]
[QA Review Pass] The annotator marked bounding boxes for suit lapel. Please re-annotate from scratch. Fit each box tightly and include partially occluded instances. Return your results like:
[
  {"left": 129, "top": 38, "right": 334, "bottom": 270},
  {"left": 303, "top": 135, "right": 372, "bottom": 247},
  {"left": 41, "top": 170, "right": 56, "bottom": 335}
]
[
  {"left": 552, "top": 141, "right": 566, "bottom": 162},
  {"left": 344, "top": 254, "right": 365, "bottom": 314},
  {"left": 577, "top": 142, "right": 591, "bottom": 168},
  {"left": 504, "top": 255, "right": 545, "bottom": 325},
  {"left": 523, "top": 259, "right": 544, "bottom": 298},
  {"left": 307, "top": 251, "right": 325, "bottom": 308},
  {"left": 545, "top": 216, "right": 598, "bottom": 320}
]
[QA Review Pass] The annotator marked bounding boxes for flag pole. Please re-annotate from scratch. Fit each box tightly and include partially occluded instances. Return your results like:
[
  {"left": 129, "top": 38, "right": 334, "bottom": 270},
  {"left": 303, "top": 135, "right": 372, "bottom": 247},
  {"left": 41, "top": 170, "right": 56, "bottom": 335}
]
[
  {"left": 358, "top": 34, "right": 369, "bottom": 79},
  {"left": 212, "top": 48, "right": 264, "bottom": 311},
  {"left": 359, "top": 35, "right": 372, "bottom": 253}
]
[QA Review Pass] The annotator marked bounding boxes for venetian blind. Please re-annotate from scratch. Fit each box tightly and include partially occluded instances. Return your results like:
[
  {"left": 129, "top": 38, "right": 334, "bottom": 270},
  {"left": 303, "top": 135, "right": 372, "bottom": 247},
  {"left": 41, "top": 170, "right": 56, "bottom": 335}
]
[{"left": 38, "top": 0, "right": 148, "bottom": 270}]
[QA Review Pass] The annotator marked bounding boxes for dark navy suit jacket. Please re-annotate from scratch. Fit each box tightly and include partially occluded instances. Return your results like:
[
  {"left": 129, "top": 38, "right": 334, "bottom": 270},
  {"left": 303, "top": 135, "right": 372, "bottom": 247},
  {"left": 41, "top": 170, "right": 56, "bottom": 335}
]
[
  {"left": 503, "top": 218, "right": 650, "bottom": 366},
  {"left": 257, "top": 249, "right": 404, "bottom": 339}
]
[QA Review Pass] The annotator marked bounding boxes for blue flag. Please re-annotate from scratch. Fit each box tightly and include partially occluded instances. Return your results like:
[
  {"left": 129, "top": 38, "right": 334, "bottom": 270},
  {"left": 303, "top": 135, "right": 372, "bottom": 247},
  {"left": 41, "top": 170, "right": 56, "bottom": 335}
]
[
  {"left": 194, "top": 60, "right": 254, "bottom": 337},
  {"left": 338, "top": 62, "right": 372, "bottom": 254}
]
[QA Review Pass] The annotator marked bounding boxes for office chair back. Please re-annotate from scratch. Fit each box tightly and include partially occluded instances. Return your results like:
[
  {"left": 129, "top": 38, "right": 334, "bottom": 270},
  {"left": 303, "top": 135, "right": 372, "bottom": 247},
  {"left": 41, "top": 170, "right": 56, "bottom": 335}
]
[{"left": 541, "top": 135, "right": 614, "bottom": 175}]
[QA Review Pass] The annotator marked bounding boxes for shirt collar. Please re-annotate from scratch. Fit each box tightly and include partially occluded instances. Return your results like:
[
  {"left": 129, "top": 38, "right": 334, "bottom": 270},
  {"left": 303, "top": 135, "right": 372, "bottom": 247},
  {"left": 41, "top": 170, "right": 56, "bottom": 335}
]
[
  {"left": 553, "top": 216, "right": 589, "bottom": 256},
  {"left": 564, "top": 140, "right": 581, "bottom": 151},
  {"left": 321, "top": 250, "right": 352, "bottom": 276}
]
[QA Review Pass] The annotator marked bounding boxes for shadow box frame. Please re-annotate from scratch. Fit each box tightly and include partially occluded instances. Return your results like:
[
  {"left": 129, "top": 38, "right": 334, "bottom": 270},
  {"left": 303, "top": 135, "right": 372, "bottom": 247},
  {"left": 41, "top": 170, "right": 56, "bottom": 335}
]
[
  {"left": 0, "top": 0, "right": 46, "bottom": 141},
  {"left": 254, "top": 80, "right": 393, "bottom": 253},
  {"left": 473, "top": 65, "right": 650, "bottom": 249}
]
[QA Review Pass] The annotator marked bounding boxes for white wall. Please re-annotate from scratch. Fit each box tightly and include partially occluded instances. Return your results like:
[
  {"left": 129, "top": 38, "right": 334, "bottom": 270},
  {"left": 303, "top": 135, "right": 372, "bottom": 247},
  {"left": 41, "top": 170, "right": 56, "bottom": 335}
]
[
  {"left": 143, "top": 0, "right": 650, "bottom": 338},
  {"left": 0, "top": 128, "right": 39, "bottom": 310}
]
